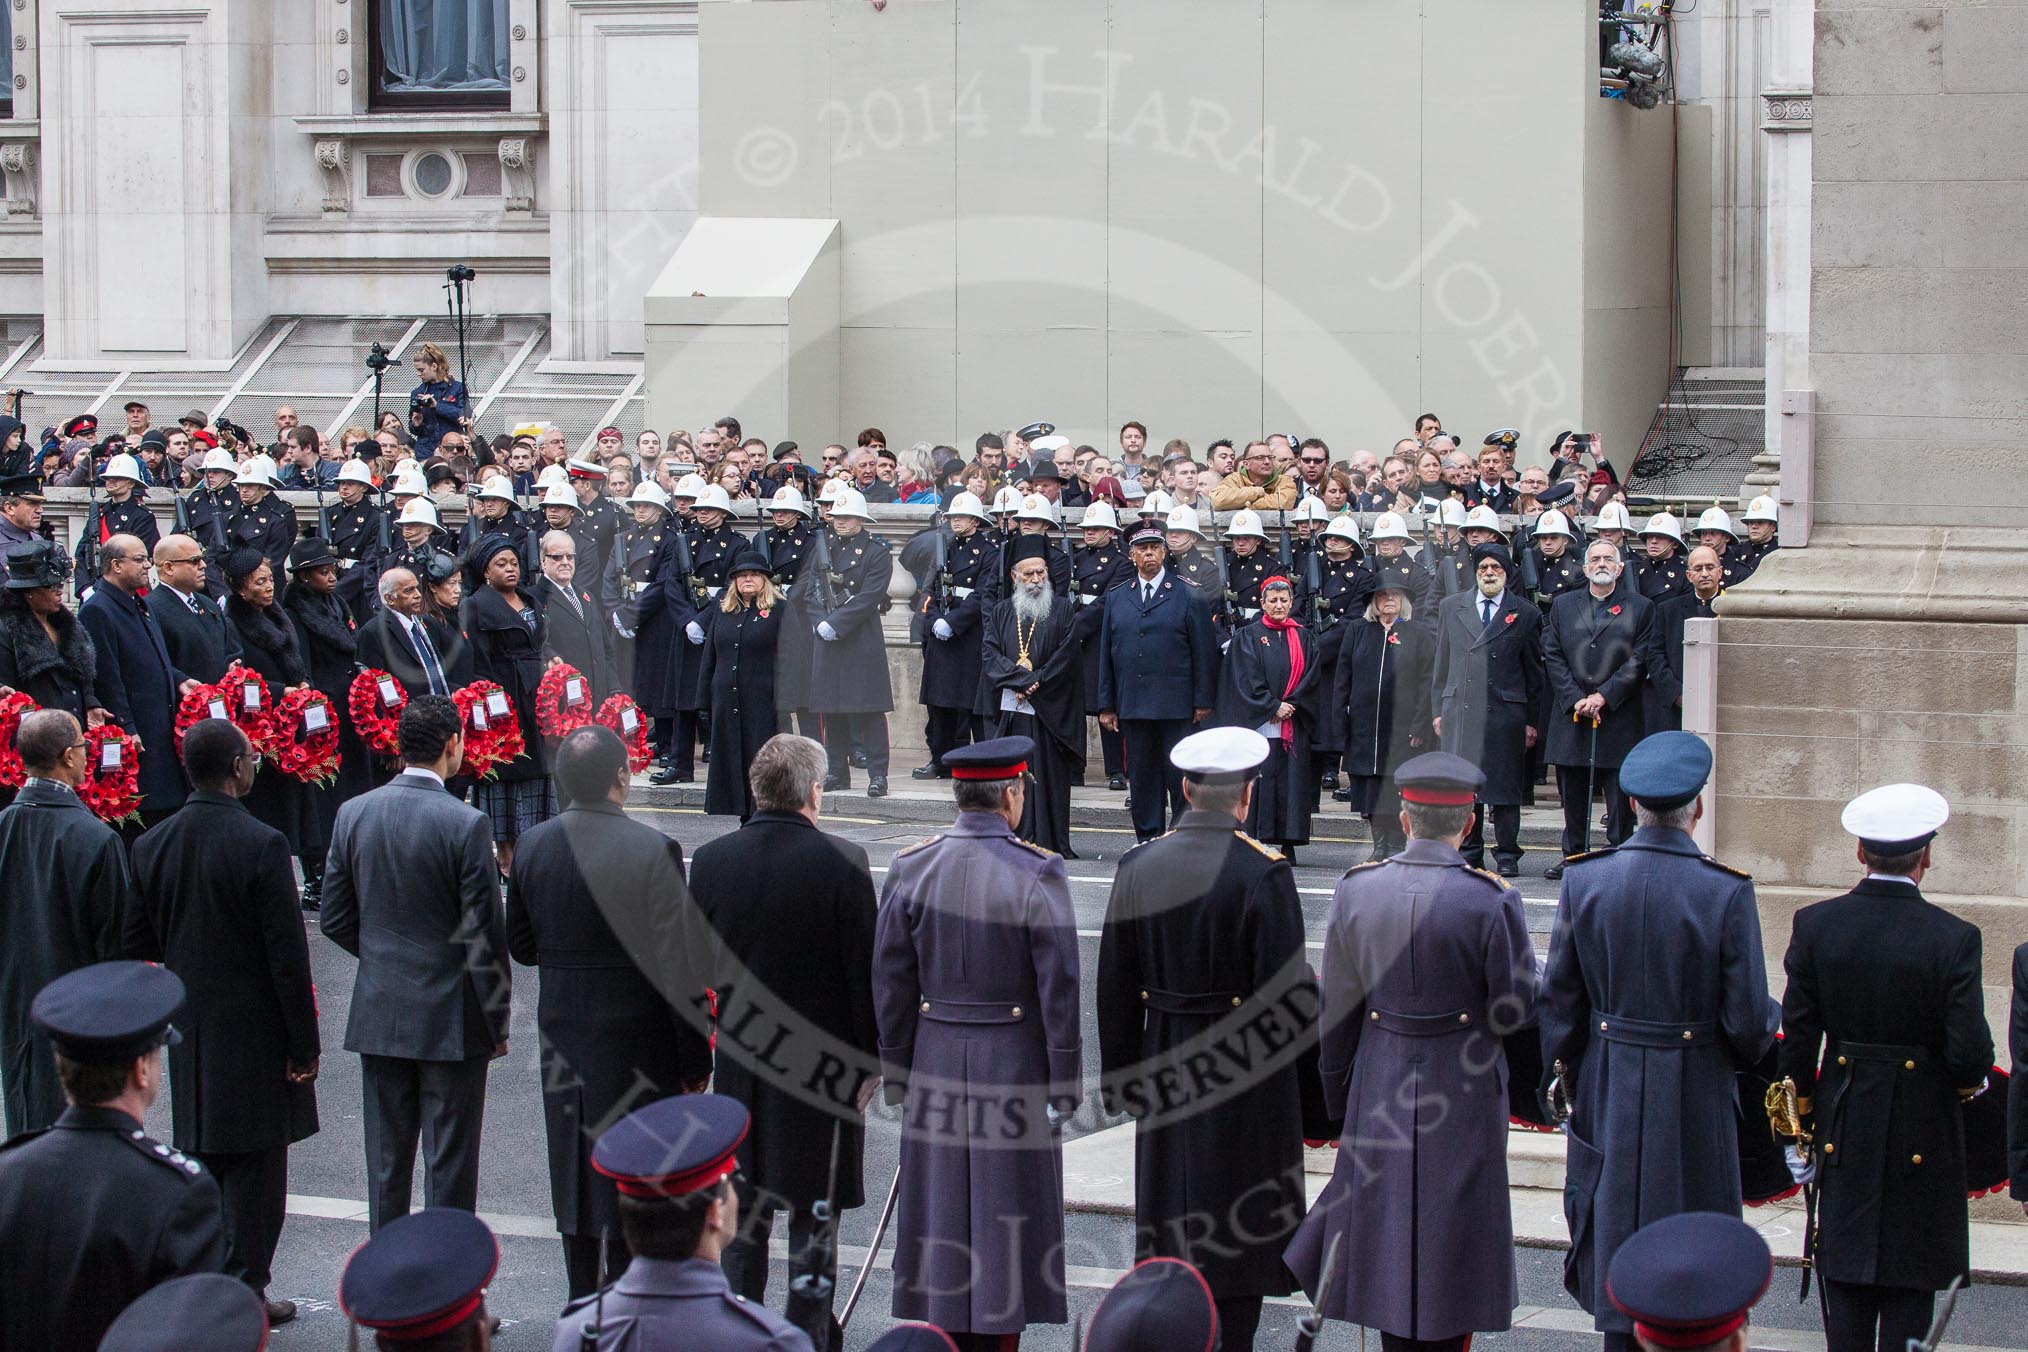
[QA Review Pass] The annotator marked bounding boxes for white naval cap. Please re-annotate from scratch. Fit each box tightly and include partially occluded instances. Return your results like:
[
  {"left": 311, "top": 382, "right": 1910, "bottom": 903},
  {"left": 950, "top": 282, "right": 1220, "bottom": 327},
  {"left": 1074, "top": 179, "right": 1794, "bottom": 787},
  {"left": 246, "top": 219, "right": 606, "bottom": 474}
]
[
  {"left": 1841, "top": 783, "right": 1949, "bottom": 855},
  {"left": 1169, "top": 726, "right": 1270, "bottom": 784}
]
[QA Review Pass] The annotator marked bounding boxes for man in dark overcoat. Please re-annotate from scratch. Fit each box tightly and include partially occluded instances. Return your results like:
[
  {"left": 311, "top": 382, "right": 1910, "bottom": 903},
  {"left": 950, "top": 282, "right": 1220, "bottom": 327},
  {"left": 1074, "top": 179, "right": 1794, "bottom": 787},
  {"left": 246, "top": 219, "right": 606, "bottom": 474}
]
[
  {"left": 1097, "top": 728, "right": 1311, "bottom": 1351},
  {"left": 1539, "top": 731, "right": 1779, "bottom": 1352},
  {"left": 319, "top": 695, "right": 509, "bottom": 1231},
  {"left": 614, "top": 494, "right": 693, "bottom": 781},
  {"left": 534, "top": 529, "right": 618, "bottom": 703},
  {"left": 78, "top": 532, "right": 194, "bottom": 827},
  {"left": 353, "top": 567, "right": 472, "bottom": 711},
  {"left": 506, "top": 725, "right": 711, "bottom": 1299},
  {"left": 148, "top": 533, "right": 240, "bottom": 683},
  {"left": 125, "top": 719, "right": 318, "bottom": 1324},
  {"left": 753, "top": 484, "right": 820, "bottom": 741},
  {"left": 0, "top": 709, "right": 133, "bottom": 1137},
  {"left": 1429, "top": 542, "right": 1543, "bottom": 876},
  {"left": 689, "top": 733, "right": 880, "bottom": 1343},
  {"left": 1286, "top": 752, "right": 1537, "bottom": 1352},
  {"left": 1070, "top": 501, "right": 1134, "bottom": 789},
  {"left": 1780, "top": 783, "right": 1993, "bottom": 1351},
  {"left": 669, "top": 487, "right": 747, "bottom": 783},
  {"left": 914, "top": 492, "right": 997, "bottom": 776},
  {"left": 1540, "top": 539, "right": 1659, "bottom": 874},
  {"left": 873, "top": 738, "right": 1081, "bottom": 1350},
  {"left": 1642, "top": 545, "right": 1723, "bottom": 735},
  {"left": 798, "top": 488, "right": 896, "bottom": 796},
  {"left": 1096, "top": 524, "right": 1220, "bottom": 843},
  {"left": 0, "top": 962, "right": 224, "bottom": 1352}
]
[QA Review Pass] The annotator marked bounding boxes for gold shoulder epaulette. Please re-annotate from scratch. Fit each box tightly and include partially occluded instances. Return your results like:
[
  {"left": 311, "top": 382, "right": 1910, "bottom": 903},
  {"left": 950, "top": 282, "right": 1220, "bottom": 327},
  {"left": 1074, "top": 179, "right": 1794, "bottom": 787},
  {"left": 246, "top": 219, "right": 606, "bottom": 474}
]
[
  {"left": 1012, "top": 837, "right": 1058, "bottom": 859},
  {"left": 1701, "top": 855, "right": 1752, "bottom": 879},
  {"left": 1562, "top": 847, "right": 1615, "bottom": 866},
  {"left": 1238, "top": 832, "right": 1284, "bottom": 862},
  {"left": 1341, "top": 859, "right": 1387, "bottom": 877},
  {"left": 1467, "top": 866, "right": 1510, "bottom": 889},
  {"left": 893, "top": 835, "right": 940, "bottom": 858}
]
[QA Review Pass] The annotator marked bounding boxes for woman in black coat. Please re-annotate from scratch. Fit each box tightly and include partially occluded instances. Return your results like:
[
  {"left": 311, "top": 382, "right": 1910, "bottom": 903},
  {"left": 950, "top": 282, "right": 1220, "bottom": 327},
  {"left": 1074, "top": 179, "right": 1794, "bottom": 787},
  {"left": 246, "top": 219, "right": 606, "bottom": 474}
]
[
  {"left": 700, "top": 551, "right": 785, "bottom": 821},
  {"left": 222, "top": 547, "right": 316, "bottom": 860},
  {"left": 462, "top": 533, "right": 554, "bottom": 873},
  {"left": 280, "top": 537, "right": 373, "bottom": 908},
  {"left": 0, "top": 557, "right": 108, "bottom": 727},
  {"left": 1330, "top": 584, "right": 1435, "bottom": 862},
  {"left": 1215, "top": 576, "right": 1325, "bottom": 861}
]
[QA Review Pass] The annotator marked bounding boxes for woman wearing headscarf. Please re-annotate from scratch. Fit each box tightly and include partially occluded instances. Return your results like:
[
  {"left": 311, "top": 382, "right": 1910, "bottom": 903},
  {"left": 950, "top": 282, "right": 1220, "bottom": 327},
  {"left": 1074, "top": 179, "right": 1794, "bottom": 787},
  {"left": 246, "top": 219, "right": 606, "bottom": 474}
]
[
  {"left": 1215, "top": 574, "right": 1323, "bottom": 863},
  {"left": 280, "top": 536, "right": 372, "bottom": 907},
  {"left": 222, "top": 546, "right": 315, "bottom": 863},
  {"left": 1330, "top": 583, "right": 1435, "bottom": 863},
  {"left": 462, "top": 533, "right": 554, "bottom": 872},
  {"left": 699, "top": 551, "right": 785, "bottom": 821}
]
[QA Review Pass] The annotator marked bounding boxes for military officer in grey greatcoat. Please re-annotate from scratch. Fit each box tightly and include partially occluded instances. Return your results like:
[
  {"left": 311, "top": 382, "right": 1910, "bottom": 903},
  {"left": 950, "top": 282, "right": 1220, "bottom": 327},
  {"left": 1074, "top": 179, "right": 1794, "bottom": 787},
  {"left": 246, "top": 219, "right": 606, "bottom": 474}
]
[
  {"left": 1780, "top": 784, "right": 1993, "bottom": 1352},
  {"left": 1097, "top": 728, "right": 1312, "bottom": 1351},
  {"left": 1287, "top": 751, "right": 1537, "bottom": 1352},
  {"left": 873, "top": 738, "right": 1081, "bottom": 1352},
  {"left": 1539, "top": 731, "right": 1779, "bottom": 1352},
  {"left": 551, "top": 1095, "right": 814, "bottom": 1351}
]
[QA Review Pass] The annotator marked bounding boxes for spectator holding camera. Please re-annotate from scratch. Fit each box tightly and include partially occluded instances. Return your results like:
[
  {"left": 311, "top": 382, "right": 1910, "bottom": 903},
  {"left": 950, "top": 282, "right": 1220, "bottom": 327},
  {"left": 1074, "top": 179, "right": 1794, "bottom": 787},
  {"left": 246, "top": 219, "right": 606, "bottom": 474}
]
[{"left": 406, "top": 342, "right": 470, "bottom": 461}]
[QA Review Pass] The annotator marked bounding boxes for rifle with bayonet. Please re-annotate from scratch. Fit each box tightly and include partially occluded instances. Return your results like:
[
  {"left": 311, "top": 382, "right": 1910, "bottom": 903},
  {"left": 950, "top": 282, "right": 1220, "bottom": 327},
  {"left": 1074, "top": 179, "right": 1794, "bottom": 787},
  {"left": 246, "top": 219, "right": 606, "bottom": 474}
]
[{"left": 784, "top": 1122, "right": 844, "bottom": 1351}]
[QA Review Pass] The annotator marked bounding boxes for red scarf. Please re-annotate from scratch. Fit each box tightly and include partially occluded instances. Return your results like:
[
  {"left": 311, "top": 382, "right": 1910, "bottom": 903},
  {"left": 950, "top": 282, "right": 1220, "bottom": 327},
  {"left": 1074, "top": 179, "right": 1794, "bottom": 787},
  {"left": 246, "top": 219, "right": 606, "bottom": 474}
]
[{"left": 1261, "top": 611, "right": 1305, "bottom": 749}]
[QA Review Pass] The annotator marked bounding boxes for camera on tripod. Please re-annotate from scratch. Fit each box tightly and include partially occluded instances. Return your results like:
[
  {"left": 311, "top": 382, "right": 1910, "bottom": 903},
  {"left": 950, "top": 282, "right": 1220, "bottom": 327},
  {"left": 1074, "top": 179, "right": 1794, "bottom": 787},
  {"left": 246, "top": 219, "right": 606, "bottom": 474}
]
[
  {"left": 363, "top": 342, "right": 395, "bottom": 376},
  {"left": 445, "top": 264, "right": 477, "bottom": 285}
]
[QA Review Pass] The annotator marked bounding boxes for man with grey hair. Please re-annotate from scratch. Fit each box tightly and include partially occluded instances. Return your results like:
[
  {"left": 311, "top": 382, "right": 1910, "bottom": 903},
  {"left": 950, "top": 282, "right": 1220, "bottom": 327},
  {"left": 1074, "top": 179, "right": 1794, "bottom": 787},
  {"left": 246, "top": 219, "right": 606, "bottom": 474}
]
[
  {"left": 688, "top": 732, "right": 879, "bottom": 1334},
  {"left": 978, "top": 542, "right": 1083, "bottom": 855},
  {"left": 533, "top": 529, "right": 616, "bottom": 701}
]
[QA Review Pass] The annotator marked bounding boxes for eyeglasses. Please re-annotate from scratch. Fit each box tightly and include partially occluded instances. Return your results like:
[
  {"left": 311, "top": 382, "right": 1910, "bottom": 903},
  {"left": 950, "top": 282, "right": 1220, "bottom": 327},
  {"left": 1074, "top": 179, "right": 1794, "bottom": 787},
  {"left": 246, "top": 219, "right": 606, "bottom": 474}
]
[
  {"left": 1300, "top": 456, "right": 1326, "bottom": 464},
  {"left": 542, "top": 552, "right": 573, "bottom": 561},
  {"left": 164, "top": 555, "right": 204, "bottom": 565}
]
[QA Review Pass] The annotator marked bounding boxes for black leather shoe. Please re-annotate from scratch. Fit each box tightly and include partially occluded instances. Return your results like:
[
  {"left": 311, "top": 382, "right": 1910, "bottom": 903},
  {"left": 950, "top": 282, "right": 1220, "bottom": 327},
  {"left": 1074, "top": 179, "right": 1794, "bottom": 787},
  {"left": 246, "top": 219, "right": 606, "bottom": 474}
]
[
  {"left": 866, "top": 776, "right": 888, "bottom": 798},
  {"left": 1497, "top": 860, "right": 1520, "bottom": 878},
  {"left": 910, "top": 764, "right": 939, "bottom": 779},
  {"left": 649, "top": 763, "right": 684, "bottom": 786},
  {"left": 265, "top": 1299, "right": 299, "bottom": 1326},
  {"left": 848, "top": 749, "right": 869, "bottom": 769},
  {"left": 1106, "top": 774, "right": 1127, "bottom": 791},
  {"left": 1320, "top": 773, "right": 1339, "bottom": 791},
  {"left": 1543, "top": 861, "right": 1565, "bottom": 881},
  {"left": 1332, "top": 785, "right": 1353, "bottom": 803},
  {"left": 823, "top": 772, "right": 849, "bottom": 791}
]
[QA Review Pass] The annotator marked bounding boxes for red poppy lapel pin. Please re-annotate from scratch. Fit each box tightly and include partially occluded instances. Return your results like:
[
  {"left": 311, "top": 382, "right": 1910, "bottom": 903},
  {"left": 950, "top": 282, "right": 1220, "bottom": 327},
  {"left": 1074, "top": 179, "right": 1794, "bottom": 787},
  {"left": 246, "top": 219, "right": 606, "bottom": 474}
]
[
  {"left": 1503, "top": 612, "right": 1516, "bottom": 625},
  {"left": 1386, "top": 631, "right": 1401, "bottom": 645},
  {"left": 1608, "top": 604, "right": 1622, "bottom": 616}
]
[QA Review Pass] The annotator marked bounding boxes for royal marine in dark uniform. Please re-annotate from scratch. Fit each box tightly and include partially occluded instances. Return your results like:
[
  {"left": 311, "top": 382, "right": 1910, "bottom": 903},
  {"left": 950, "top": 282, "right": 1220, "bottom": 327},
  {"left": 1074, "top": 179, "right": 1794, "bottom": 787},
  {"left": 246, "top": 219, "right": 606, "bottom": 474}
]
[
  {"left": 752, "top": 485, "right": 819, "bottom": 736},
  {"left": 1523, "top": 508, "right": 1588, "bottom": 607},
  {"left": 0, "top": 962, "right": 226, "bottom": 1352},
  {"left": 1071, "top": 503, "right": 1134, "bottom": 788},
  {"left": 1780, "top": 784, "right": 1993, "bottom": 1352},
  {"left": 1097, "top": 728, "right": 1312, "bottom": 1351},
  {"left": 552, "top": 1095, "right": 814, "bottom": 1351},
  {"left": 1288, "top": 752, "right": 1537, "bottom": 1352},
  {"left": 326, "top": 459, "right": 389, "bottom": 616},
  {"left": 1633, "top": 513, "right": 1691, "bottom": 605},
  {"left": 1222, "top": 510, "right": 1281, "bottom": 624},
  {"left": 915, "top": 491, "right": 998, "bottom": 774},
  {"left": 798, "top": 488, "right": 897, "bottom": 794},
  {"left": 1365, "top": 512, "right": 1434, "bottom": 614},
  {"left": 873, "top": 739, "right": 1081, "bottom": 1346},
  {"left": 1307, "top": 516, "right": 1377, "bottom": 632},
  {"left": 1163, "top": 507, "right": 1227, "bottom": 623},
  {"left": 1539, "top": 732, "right": 1779, "bottom": 1352},
  {"left": 74, "top": 454, "right": 161, "bottom": 577},
  {"left": 225, "top": 459, "right": 298, "bottom": 574}
]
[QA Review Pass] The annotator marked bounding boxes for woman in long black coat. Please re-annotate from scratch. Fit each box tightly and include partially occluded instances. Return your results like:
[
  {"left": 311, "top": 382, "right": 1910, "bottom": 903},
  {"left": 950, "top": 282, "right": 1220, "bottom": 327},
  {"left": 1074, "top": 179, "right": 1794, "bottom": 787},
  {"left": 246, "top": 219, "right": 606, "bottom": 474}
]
[
  {"left": 280, "top": 537, "right": 373, "bottom": 908},
  {"left": 700, "top": 552, "right": 784, "bottom": 820},
  {"left": 1330, "top": 584, "right": 1435, "bottom": 862},
  {"left": 1216, "top": 577, "right": 1325, "bottom": 860},
  {"left": 0, "top": 561, "right": 107, "bottom": 727},
  {"left": 462, "top": 534, "right": 554, "bottom": 873},
  {"left": 221, "top": 548, "right": 315, "bottom": 858}
]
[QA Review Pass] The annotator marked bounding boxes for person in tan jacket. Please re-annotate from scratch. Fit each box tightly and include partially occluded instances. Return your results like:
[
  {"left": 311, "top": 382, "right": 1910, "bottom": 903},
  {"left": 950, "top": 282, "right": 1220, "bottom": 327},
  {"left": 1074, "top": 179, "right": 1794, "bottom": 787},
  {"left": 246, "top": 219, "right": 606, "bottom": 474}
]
[{"left": 1208, "top": 440, "right": 1299, "bottom": 511}]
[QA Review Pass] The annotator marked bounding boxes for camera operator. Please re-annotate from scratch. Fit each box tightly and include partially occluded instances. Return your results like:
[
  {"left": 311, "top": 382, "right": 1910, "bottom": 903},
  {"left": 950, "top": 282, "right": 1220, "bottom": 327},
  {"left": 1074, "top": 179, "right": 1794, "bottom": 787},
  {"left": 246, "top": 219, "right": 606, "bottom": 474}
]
[
  {"left": 1546, "top": 431, "right": 1620, "bottom": 513},
  {"left": 406, "top": 341, "right": 470, "bottom": 460}
]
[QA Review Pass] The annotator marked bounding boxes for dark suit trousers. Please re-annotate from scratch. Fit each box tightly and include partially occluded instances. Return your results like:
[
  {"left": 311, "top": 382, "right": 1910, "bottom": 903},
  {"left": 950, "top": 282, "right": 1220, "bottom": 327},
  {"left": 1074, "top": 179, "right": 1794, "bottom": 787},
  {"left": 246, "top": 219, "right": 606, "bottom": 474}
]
[
  {"left": 1462, "top": 802, "right": 1521, "bottom": 869},
  {"left": 1822, "top": 1279, "right": 1933, "bottom": 1352},
  {"left": 561, "top": 1233, "right": 632, "bottom": 1301},
  {"left": 1555, "top": 765, "right": 1632, "bottom": 857},
  {"left": 194, "top": 1146, "right": 288, "bottom": 1293},
  {"left": 924, "top": 706, "right": 985, "bottom": 766},
  {"left": 360, "top": 1053, "right": 490, "bottom": 1231},
  {"left": 1097, "top": 721, "right": 1124, "bottom": 777},
  {"left": 822, "top": 713, "right": 889, "bottom": 778},
  {"left": 1121, "top": 718, "right": 1189, "bottom": 840}
]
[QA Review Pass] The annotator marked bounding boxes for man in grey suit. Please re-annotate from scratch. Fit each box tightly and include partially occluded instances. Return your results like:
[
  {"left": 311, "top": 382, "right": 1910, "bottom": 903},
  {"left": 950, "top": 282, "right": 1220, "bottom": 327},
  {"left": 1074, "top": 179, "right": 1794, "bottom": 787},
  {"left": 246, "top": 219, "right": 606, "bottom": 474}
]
[{"left": 320, "top": 694, "right": 510, "bottom": 1231}]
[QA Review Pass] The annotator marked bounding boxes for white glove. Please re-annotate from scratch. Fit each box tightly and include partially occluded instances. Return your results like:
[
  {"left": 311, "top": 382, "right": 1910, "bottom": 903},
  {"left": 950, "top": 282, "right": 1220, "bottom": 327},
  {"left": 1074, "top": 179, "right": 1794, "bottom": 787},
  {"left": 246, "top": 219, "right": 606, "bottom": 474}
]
[
  {"left": 685, "top": 621, "right": 705, "bottom": 645},
  {"left": 612, "top": 612, "right": 635, "bottom": 638},
  {"left": 1785, "top": 1144, "right": 1817, "bottom": 1186},
  {"left": 817, "top": 621, "right": 839, "bottom": 642},
  {"left": 932, "top": 618, "right": 953, "bottom": 641}
]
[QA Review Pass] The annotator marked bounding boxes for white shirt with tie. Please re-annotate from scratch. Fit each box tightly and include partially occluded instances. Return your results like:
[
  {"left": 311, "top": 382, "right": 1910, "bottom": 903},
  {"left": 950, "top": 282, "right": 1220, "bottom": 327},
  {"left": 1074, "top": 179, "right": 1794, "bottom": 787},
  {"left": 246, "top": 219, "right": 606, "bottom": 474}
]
[{"left": 1138, "top": 569, "right": 1166, "bottom": 603}]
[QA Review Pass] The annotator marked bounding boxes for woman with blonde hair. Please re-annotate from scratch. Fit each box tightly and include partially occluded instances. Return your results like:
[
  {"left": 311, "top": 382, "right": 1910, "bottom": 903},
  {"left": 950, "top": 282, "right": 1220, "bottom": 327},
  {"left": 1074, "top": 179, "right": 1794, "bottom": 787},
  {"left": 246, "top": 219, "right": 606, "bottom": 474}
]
[
  {"left": 406, "top": 340, "right": 470, "bottom": 459},
  {"left": 701, "top": 551, "right": 786, "bottom": 820}
]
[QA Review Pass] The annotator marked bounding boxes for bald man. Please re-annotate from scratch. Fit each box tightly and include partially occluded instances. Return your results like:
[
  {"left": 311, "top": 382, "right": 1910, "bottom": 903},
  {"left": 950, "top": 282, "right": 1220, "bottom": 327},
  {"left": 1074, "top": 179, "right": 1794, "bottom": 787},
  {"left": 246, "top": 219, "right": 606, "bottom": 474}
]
[
  {"left": 1643, "top": 546, "right": 1724, "bottom": 734},
  {"left": 78, "top": 534, "right": 198, "bottom": 831},
  {"left": 150, "top": 535, "right": 239, "bottom": 683}
]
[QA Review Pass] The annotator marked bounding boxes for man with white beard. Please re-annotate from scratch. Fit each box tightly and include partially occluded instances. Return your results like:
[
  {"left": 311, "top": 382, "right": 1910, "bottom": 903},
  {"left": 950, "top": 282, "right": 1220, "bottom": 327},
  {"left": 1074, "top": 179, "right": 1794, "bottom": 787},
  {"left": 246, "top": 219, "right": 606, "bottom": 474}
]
[
  {"left": 1540, "top": 538, "right": 1661, "bottom": 874},
  {"left": 978, "top": 538, "right": 1085, "bottom": 856}
]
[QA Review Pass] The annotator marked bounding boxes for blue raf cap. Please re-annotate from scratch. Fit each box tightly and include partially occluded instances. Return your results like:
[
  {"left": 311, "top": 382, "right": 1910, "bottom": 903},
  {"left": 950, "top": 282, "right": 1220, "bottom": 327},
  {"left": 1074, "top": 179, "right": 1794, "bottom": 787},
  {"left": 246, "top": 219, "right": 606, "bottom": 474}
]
[
  {"left": 592, "top": 1093, "right": 748, "bottom": 1198},
  {"left": 31, "top": 961, "right": 184, "bottom": 1064},
  {"left": 99, "top": 1272, "right": 267, "bottom": 1351},
  {"left": 340, "top": 1208, "right": 499, "bottom": 1342},
  {"left": 866, "top": 1326, "right": 960, "bottom": 1352},
  {"left": 942, "top": 735, "right": 1036, "bottom": 781},
  {"left": 1088, "top": 1257, "right": 1219, "bottom": 1352},
  {"left": 1606, "top": 1212, "right": 1771, "bottom": 1349},
  {"left": 1619, "top": 730, "right": 1712, "bottom": 812},
  {"left": 1395, "top": 751, "right": 1485, "bottom": 807}
]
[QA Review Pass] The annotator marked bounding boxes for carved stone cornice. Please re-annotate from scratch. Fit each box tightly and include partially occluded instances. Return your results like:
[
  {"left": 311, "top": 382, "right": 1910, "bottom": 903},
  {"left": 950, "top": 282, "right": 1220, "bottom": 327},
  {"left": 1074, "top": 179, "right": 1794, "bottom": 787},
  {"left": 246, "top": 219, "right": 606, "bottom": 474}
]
[{"left": 1761, "top": 90, "right": 1813, "bottom": 132}]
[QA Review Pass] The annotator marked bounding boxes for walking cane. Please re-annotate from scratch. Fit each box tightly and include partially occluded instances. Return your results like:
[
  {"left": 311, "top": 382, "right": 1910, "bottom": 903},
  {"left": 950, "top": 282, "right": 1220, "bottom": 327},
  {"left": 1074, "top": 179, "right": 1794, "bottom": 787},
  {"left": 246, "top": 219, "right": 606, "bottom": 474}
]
[
  {"left": 1577, "top": 708, "right": 1601, "bottom": 853},
  {"left": 838, "top": 1165, "right": 902, "bottom": 1329}
]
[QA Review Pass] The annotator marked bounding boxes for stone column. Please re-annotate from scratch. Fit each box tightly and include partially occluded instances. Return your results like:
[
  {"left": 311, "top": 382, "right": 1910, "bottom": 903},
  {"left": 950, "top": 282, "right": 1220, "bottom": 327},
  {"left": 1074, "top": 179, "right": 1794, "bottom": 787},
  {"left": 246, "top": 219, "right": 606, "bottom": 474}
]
[{"left": 1754, "top": 0, "right": 1812, "bottom": 507}]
